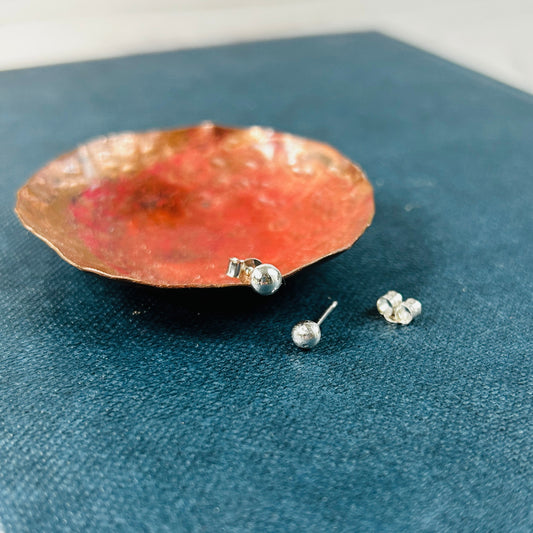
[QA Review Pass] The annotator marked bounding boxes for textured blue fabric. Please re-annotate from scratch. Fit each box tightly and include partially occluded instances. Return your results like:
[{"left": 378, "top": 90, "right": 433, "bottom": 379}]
[{"left": 0, "top": 32, "right": 532, "bottom": 532}]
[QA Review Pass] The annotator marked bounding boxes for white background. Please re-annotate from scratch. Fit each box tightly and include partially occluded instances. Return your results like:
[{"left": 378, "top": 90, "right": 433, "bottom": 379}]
[{"left": 1, "top": 0, "right": 532, "bottom": 93}]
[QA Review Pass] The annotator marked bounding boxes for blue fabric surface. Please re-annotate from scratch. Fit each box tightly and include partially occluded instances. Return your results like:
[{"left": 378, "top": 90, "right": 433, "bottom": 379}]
[{"left": 0, "top": 32, "right": 532, "bottom": 532}]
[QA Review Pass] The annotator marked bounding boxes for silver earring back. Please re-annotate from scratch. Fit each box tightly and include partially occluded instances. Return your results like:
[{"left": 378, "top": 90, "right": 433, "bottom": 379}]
[{"left": 376, "top": 291, "right": 421, "bottom": 325}]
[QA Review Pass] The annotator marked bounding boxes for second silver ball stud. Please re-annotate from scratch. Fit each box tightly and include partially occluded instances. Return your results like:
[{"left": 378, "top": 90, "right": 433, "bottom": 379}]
[{"left": 292, "top": 301, "right": 338, "bottom": 349}]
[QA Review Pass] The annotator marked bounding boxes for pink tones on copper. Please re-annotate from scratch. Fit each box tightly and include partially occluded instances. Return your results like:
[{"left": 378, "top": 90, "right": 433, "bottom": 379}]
[{"left": 15, "top": 123, "right": 374, "bottom": 287}]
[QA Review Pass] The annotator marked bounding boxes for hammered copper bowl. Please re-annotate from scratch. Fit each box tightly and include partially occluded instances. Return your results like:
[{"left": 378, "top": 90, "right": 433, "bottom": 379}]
[{"left": 15, "top": 123, "right": 374, "bottom": 287}]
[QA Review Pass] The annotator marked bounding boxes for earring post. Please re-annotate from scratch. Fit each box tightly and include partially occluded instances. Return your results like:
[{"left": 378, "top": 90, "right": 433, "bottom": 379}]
[{"left": 317, "top": 300, "right": 338, "bottom": 326}]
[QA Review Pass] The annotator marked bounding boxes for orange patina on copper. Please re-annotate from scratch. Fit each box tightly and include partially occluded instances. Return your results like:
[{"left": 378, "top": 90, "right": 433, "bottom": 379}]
[{"left": 15, "top": 123, "right": 374, "bottom": 287}]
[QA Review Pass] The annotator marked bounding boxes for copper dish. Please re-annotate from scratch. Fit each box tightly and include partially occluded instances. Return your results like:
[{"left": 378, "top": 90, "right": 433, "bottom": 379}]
[{"left": 15, "top": 123, "right": 374, "bottom": 287}]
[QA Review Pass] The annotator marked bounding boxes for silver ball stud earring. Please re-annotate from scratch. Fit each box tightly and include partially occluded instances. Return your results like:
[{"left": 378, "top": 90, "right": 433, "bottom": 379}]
[
  {"left": 292, "top": 300, "right": 338, "bottom": 349},
  {"left": 226, "top": 257, "right": 282, "bottom": 296},
  {"left": 376, "top": 291, "right": 421, "bottom": 325}
]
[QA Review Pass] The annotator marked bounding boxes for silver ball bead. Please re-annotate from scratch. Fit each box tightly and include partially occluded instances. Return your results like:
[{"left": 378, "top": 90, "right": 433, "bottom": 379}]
[
  {"left": 291, "top": 320, "right": 321, "bottom": 349},
  {"left": 250, "top": 264, "right": 282, "bottom": 296}
]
